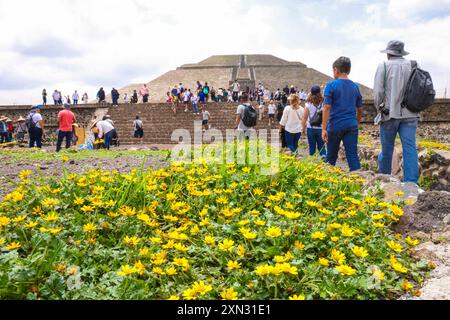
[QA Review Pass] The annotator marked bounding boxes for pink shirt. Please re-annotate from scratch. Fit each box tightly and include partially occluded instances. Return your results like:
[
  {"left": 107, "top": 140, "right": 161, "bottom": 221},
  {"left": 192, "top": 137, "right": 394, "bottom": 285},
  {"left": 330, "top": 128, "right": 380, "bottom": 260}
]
[{"left": 140, "top": 87, "right": 149, "bottom": 96}]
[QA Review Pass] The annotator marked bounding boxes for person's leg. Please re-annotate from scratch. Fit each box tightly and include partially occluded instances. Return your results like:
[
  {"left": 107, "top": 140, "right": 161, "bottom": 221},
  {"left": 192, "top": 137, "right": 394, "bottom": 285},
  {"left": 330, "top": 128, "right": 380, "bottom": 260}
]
[
  {"left": 293, "top": 132, "right": 301, "bottom": 154},
  {"left": 307, "top": 128, "right": 316, "bottom": 156},
  {"left": 56, "top": 130, "right": 64, "bottom": 152},
  {"left": 398, "top": 118, "right": 419, "bottom": 183},
  {"left": 342, "top": 127, "right": 361, "bottom": 171},
  {"left": 284, "top": 131, "right": 296, "bottom": 153},
  {"left": 104, "top": 131, "right": 111, "bottom": 150},
  {"left": 378, "top": 119, "right": 399, "bottom": 175},
  {"left": 36, "top": 128, "right": 43, "bottom": 148},
  {"left": 326, "top": 130, "right": 342, "bottom": 166},
  {"left": 315, "top": 128, "right": 327, "bottom": 158},
  {"left": 66, "top": 131, "right": 73, "bottom": 149}
]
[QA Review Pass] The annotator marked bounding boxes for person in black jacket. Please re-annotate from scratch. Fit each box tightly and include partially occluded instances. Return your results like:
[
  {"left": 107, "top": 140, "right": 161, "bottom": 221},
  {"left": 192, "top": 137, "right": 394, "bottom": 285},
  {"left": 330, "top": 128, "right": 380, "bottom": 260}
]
[
  {"left": 111, "top": 88, "right": 120, "bottom": 107},
  {"left": 97, "top": 87, "right": 106, "bottom": 104}
]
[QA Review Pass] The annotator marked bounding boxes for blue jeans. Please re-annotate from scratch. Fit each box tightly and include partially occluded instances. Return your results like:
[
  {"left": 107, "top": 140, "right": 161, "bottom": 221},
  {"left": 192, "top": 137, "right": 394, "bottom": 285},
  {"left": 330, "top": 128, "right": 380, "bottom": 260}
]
[
  {"left": 326, "top": 126, "right": 360, "bottom": 171},
  {"left": 379, "top": 118, "right": 419, "bottom": 183},
  {"left": 56, "top": 130, "right": 73, "bottom": 152},
  {"left": 104, "top": 129, "right": 116, "bottom": 150},
  {"left": 29, "top": 127, "right": 43, "bottom": 148},
  {"left": 284, "top": 131, "right": 301, "bottom": 154},
  {"left": 307, "top": 128, "right": 326, "bottom": 157},
  {"left": 192, "top": 103, "right": 199, "bottom": 113}
]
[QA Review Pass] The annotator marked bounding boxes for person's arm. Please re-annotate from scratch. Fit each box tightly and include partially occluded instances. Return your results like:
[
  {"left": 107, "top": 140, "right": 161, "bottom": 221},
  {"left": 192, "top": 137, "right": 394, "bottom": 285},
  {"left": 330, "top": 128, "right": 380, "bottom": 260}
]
[
  {"left": 279, "top": 107, "right": 288, "bottom": 129},
  {"left": 322, "top": 104, "right": 331, "bottom": 143},
  {"left": 302, "top": 107, "right": 309, "bottom": 135},
  {"left": 235, "top": 114, "right": 240, "bottom": 129},
  {"left": 357, "top": 107, "right": 363, "bottom": 125},
  {"left": 97, "top": 123, "right": 103, "bottom": 138},
  {"left": 373, "top": 63, "right": 385, "bottom": 110}
]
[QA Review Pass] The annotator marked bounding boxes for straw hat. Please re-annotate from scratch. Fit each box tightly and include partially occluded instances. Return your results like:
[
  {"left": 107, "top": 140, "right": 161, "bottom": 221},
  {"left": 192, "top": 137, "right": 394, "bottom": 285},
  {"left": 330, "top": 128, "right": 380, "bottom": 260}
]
[
  {"left": 90, "top": 119, "right": 99, "bottom": 128},
  {"left": 17, "top": 116, "right": 25, "bottom": 122},
  {"left": 6, "top": 118, "right": 12, "bottom": 122},
  {"left": 0, "top": 115, "right": 7, "bottom": 121}
]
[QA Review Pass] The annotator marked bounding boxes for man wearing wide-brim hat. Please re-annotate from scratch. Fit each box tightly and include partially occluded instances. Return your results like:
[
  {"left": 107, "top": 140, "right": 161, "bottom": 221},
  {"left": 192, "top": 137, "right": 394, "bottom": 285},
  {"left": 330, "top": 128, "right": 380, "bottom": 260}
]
[
  {"left": 27, "top": 105, "right": 45, "bottom": 148},
  {"left": 373, "top": 40, "right": 420, "bottom": 185},
  {"left": 16, "top": 116, "right": 27, "bottom": 143}
]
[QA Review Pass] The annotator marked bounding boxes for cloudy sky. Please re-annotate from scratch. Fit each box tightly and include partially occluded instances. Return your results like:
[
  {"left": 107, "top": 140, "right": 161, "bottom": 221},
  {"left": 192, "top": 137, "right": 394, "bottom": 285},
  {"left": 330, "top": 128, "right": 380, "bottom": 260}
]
[{"left": 0, "top": 0, "right": 449, "bottom": 105}]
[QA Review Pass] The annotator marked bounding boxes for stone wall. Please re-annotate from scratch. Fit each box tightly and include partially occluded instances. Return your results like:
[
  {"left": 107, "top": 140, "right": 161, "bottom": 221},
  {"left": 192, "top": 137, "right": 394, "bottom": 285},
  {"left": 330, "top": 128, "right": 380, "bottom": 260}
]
[{"left": 0, "top": 104, "right": 107, "bottom": 130}]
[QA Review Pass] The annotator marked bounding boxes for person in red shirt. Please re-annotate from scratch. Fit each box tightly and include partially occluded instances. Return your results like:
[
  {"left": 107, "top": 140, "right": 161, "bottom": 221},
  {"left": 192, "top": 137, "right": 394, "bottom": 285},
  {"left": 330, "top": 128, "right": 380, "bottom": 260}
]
[{"left": 56, "top": 103, "right": 76, "bottom": 152}]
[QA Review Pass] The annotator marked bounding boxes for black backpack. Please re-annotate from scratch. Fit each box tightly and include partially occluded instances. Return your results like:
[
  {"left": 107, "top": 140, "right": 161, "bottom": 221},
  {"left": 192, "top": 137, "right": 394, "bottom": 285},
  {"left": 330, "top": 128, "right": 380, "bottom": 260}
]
[
  {"left": 25, "top": 113, "right": 37, "bottom": 131},
  {"left": 241, "top": 104, "right": 257, "bottom": 127},
  {"left": 309, "top": 104, "right": 323, "bottom": 127},
  {"left": 401, "top": 61, "right": 435, "bottom": 113}
]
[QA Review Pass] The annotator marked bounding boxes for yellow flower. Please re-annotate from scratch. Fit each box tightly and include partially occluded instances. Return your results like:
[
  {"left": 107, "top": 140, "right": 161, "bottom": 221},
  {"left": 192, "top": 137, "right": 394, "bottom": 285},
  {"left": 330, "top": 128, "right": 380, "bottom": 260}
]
[
  {"left": 243, "top": 232, "right": 257, "bottom": 240},
  {"left": 319, "top": 258, "right": 329, "bottom": 267},
  {"left": 132, "top": 260, "right": 146, "bottom": 275},
  {"left": 401, "top": 280, "right": 414, "bottom": 291},
  {"left": 395, "top": 191, "right": 405, "bottom": 197},
  {"left": 372, "top": 269, "right": 385, "bottom": 282},
  {"left": 166, "top": 267, "right": 178, "bottom": 276},
  {"left": 73, "top": 197, "right": 85, "bottom": 205},
  {"left": 390, "top": 255, "right": 408, "bottom": 273},
  {"left": 237, "top": 245, "right": 246, "bottom": 257},
  {"left": 182, "top": 288, "right": 197, "bottom": 300},
  {"left": 265, "top": 226, "right": 282, "bottom": 238},
  {"left": 294, "top": 241, "right": 305, "bottom": 250},
  {"left": 319, "top": 208, "right": 332, "bottom": 215},
  {"left": 6, "top": 241, "right": 21, "bottom": 251},
  {"left": 341, "top": 224, "right": 355, "bottom": 237},
  {"left": 406, "top": 237, "right": 419, "bottom": 246},
  {"left": 335, "top": 265, "right": 357, "bottom": 276},
  {"left": 204, "top": 235, "right": 215, "bottom": 246},
  {"left": 351, "top": 246, "right": 369, "bottom": 258},
  {"left": 311, "top": 231, "right": 327, "bottom": 240},
  {"left": 41, "top": 198, "right": 60, "bottom": 208},
  {"left": 218, "top": 239, "right": 235, "bottom": 252},
  {"left": 12, "top": 215, "right": 27, "bottom": 223},
  {"left": 227, "top": 260, "right": 241, "bottom": 271},
  {"left": 83, "top": 223, "right": 97, "bottom": 233},
  {"left": 221, "top": 288, "right": 239, "bottom": 300},
  {"left": 330, "top": 236, "right": 339, "bottom": 242},
  {"left": 331, "top": 249, "right": 346, "bottom": 265},
  {"left": 387, "top": 240, "right": 403, "bottom": 253},
  {"left": 153, "top": 267, "right": 166, "bottom": 275},
  {"left": 117, "top": 265, "right": 134, "bottom": 276},
  {"left": 43, "top": 212, "right": 59, "bottom": 222},
  {"left": 0, "top": 238, "right": 5, "bottom": 246},
  {"left": 0, "top": 216, "right": 11, "bottom": 228},
  {"left": 252, "top": 188, "right": 264, "bottom": 196},
  {"left": 254, "top": 220, "right": 266, "bottom": 226},
  {"left": 192, "top": 281, "right": 212, "bottom": 296},
  {"left": 80, "top": 205, "right": 94, "bottom": 214},
  {"left": 289, "top": 294, "right": 305, "bottom": 300},
  {"left": 123, "top": 235, "right": 140, "bottom": 247},
  {"left": 167, "top": 295, "right": 180, "bottom": 300},
  {"left": 173, "top": 257, "right": 190, "bottom": 271}
]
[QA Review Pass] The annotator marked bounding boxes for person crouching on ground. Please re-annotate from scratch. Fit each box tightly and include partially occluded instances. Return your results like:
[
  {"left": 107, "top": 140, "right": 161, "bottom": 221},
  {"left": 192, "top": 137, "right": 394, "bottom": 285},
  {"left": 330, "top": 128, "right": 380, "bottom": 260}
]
[
  {"left": 302, "top": 85, "right": 326, "bottom": 159},
  {"left": 96, "top": 118, "right": 116, "bottom": 150},
  {"left": 322, "top": 57, "right": 363, "bottom": 172},
  {"left": 16, "top": 117, "right": 27, "bottom": 143},
  {"left": 279, "top": 94, "right": 304, "bottom": 156},
  {"left": 56, "top": 103, "right": 76, "bottom": 152}
]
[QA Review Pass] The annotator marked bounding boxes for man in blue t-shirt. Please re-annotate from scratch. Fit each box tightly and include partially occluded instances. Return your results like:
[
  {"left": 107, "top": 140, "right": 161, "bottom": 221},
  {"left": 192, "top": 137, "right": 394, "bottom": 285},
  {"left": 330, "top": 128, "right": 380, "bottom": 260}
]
[{"left": 322, "top": 56, "right": 363, "bottom": 172}]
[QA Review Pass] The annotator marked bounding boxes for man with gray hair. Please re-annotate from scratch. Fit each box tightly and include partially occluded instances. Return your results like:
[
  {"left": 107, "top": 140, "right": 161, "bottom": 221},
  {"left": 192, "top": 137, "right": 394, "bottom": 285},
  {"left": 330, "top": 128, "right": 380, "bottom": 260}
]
[{"left": 374, "top": 40, "right": 420, "bottom": 184}]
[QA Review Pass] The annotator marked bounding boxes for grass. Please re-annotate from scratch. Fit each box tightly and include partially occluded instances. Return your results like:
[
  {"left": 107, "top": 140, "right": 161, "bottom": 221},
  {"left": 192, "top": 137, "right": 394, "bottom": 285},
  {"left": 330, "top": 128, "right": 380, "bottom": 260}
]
[{"left": 0, "top": 148, "right": 170, "bottom": 163}]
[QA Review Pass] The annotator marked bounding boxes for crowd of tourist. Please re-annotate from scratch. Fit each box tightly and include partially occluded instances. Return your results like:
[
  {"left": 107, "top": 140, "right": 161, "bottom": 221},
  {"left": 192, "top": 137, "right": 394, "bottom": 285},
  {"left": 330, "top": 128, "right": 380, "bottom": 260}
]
[{"left": 1, "top": 40, "right": 431, "bottom": 185}]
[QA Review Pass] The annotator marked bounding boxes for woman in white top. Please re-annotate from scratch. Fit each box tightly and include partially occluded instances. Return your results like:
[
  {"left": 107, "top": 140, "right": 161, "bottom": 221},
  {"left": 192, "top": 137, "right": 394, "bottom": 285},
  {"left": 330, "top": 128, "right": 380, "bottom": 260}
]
[
  {"left": 280, "top": 94, "right": 304, "bottom": 154},
  {"left": 301, "top": 85, "right": 327, "bottom": 158}
]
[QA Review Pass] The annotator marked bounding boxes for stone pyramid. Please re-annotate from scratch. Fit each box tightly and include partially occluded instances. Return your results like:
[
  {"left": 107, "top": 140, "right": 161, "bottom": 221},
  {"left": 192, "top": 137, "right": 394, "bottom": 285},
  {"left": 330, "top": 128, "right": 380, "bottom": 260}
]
[{"left": 112, "top": 54, "right": 373, "bottom": 102}]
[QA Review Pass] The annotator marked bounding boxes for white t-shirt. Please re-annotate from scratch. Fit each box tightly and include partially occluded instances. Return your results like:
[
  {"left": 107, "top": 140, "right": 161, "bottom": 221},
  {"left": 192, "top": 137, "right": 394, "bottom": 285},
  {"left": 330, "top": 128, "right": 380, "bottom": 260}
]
[
  {"left": 133, "top": 119, "right": 143, "bottom": 130},
  {"left": 305, "top": 102, "right": 322, "bottom": 129},
  {"left": 268, "top": 104, "right": 276, "bottom": 114},
  {"left": 232, "top": 83, "right": 240, "bottom": 92},
  {"left": 191, "top": 95, "right": 198, "bottom": 103},
  {"left": 73, "top": 92, "right": 79, "bottom": 100},
  {"left": 28, "top": 112, "right": 43, "bottom": 129},
  {"left": 184, "top": 92, "right": 191, "bottom": 102},
  {"left": 97, "top": 120, "right": 114, "bottom": 137},
  {"left": 280, "top": 105, "right": 304, "bottom": 133},
  {"left": 202, "top": 111, "right": 210, "bottom": 121}
]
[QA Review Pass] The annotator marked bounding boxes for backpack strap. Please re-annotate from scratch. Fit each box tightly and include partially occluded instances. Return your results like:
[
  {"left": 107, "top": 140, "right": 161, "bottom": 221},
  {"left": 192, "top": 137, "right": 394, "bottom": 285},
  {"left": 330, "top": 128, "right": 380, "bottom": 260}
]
[{"left": 411, "top": 60, "right": 418, "bottom": 70}]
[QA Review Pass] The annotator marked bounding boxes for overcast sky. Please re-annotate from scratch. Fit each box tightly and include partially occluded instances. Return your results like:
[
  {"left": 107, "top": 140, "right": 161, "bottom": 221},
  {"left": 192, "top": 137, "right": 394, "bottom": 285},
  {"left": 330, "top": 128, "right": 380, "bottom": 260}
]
[{"left": 0, "top": 0, "right": 449, "bottom": 105}]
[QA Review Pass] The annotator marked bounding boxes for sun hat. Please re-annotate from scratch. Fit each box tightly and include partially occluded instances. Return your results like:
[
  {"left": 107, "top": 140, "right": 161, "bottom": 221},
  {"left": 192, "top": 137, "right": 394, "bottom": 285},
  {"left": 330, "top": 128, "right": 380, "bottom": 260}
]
[
  {"left": 0, "top": 116, "right": 7, "bottom": 121},
  {"left": 6, "top": 118, "right": 12, "bottom": 122},
  {"left": 380, "top": 40, "right": 409, "bottom": 56},
  {"left": 311, "top": 85, "right": 321, "bottom": 95},
  {"left": 17, "top": 116, "right": 25, "bottom": 122},
  {"left": 30, "top": 105, "right": 42, "bottom": 110},
  {"left": 90, "top": 119, "right": 99, "bottom": 128}
]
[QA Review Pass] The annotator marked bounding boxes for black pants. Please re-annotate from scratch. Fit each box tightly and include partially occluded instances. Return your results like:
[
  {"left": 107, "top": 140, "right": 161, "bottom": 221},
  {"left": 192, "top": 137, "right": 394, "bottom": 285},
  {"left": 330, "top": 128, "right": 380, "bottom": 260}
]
[
  {"left": 29, "top": 127, "right": 43, "bottom": 148},
  {"left": 0, "top": 132, "right": 8, "bottom": 144},
  {"left": 56, "top": 131, "right": 73, "bottom": 152},
  {"left": 43, "top": 97, "right": 47, "bottom": 105},
  {"left": 143, "top": 95, "right": 149, "bottom": 103},
  {"left": 279, "top": 128, "right": 287, "bottom": 148},
  {"left": 232, "top": 92, "right": 239, "bottom": 102}
]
